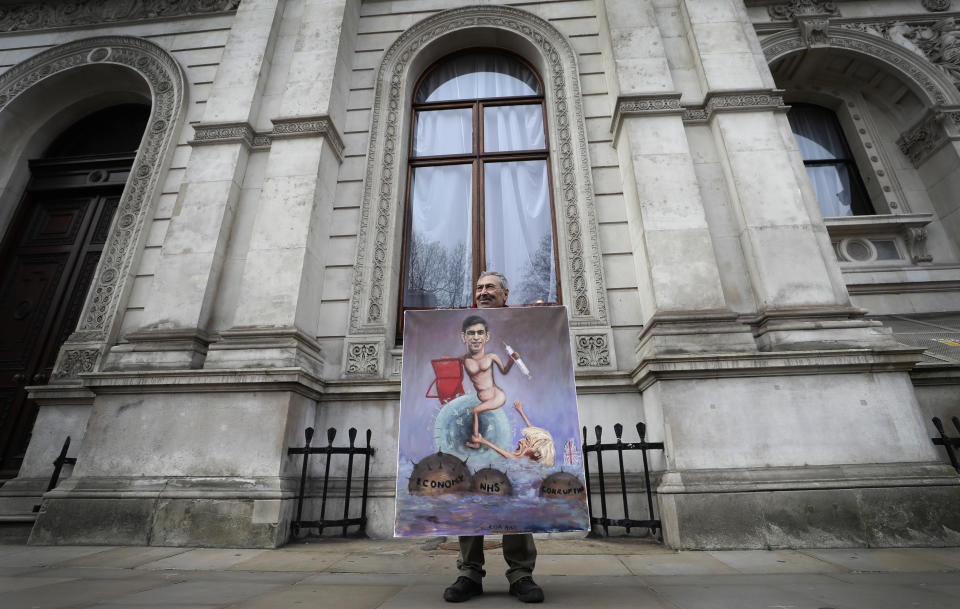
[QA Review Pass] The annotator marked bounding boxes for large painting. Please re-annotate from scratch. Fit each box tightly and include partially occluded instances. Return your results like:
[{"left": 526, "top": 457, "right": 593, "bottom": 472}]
[{"left": 395, "top": 306, "right": 588, "bottom": 537}]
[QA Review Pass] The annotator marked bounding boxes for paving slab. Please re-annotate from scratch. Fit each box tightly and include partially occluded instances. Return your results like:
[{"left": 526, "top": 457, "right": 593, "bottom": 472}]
[
  {"left": 107, "top": 579, "right": 287, "bottom": 606},
  {"left": 3, "top": 575, "right": 166, "bottom": 609},
  {"left": 298, "top": 572, "right": 427, "bottom": 586},
  {"left": 707, "top": 549, "right": 844, "bottom": 574},
  {"left": 0, "top": 545, "right": 115, "bottom": 567},
  {"left": 530, "top": 553, "right": 632, "bottom": 576},
  {"left": 328, "top": 551, "right": 458, "bottom": 574},
  {"left": 621, "top": 551, "right": 739, "bottom": 576},
  {"left": 650, "top": 582, "right": 826, "bottom": 609},
  {"left": 927, "top": 584, "right": 960, "bottom": 599},
  {"left": 0, "top": 575, "right": 78, "bottom": 592},
  {"left": 138, "top": 548, "right": 266, "bottom": 571},
  {"left": 58, "top": 546, "right": 189, "bottom": 568},
  {"left": 379, "top": 576, "right": 670, "bottom": 609},
  {"left": 780, "top": 579, "right": 960, "bottom": 609},
  {"left": 801, "top": 548, "right": 955, "bottom": 572},
  {"left": 227, "top": 549, "right": 348, "bottom": 572},
  {"left": 228, "top": 583, "right": 404, "bottom": 609}
]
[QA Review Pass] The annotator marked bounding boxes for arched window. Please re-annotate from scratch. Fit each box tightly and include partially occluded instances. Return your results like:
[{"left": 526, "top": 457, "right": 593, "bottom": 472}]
[
  {"left": 401, "top": 51, "right": 559, "bottom": 312},
  {"left": 787, "top": 103, "right": 874, "bottom": 217}
]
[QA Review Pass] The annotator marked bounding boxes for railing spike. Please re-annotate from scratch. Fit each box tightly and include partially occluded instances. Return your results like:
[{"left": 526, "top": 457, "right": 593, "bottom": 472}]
[
  {"left": 614, "top": 423, "right": 623, "bottom": 440},
  {"left": 327, "top": 427, "right": 336, "bottom": 445}
]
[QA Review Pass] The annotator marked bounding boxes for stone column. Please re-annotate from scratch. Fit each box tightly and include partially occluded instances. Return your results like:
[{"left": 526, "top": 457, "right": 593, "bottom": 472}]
[
  {"left": 604, "top": 0, "right": 755, "bottom": 358},
  {"left": 116, "top": 0, "right": 285, "bottom": 369},
  {"left": 205, "top": 0, "right": 356, "bottom": 374},
  {"left": 681, "top": 0, "right": 871, "bottom": 348}
]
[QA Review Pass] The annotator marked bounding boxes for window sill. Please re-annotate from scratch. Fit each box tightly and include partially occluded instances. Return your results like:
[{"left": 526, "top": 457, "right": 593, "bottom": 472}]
[{"left": 823, "top": 213, "right": 934, "bottom": 266}]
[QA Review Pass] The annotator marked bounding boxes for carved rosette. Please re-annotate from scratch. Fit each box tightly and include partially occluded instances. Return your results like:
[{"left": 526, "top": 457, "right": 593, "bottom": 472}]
[
  {"left": 0, "top": 36, "right": 186, "bottom": 378},
  {"left": 349, "top": 5, "right": 610, "bottom": 348},
  {"left": 0, "top": 0, "right": 240, "bottom": 33}
]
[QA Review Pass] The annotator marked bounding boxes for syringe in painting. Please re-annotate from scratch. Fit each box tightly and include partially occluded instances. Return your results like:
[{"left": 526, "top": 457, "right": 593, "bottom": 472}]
[{"left": 503, "top": 341, "right": 532, "bottom": 380}]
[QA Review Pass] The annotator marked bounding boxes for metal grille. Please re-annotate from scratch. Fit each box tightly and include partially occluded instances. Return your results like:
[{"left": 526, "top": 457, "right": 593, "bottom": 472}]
[{"left": 871, "top": 314, "right": 960, "bottom": 363}]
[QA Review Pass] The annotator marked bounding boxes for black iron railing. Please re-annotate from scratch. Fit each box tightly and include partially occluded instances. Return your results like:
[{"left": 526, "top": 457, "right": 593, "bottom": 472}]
[
  {"left": 32, "top": 436, "right": 77, "bottom": 512},
  {"left": 932, "top": 416, "right": 960, "bottom": 473},
  {"left": 287, "top": 427, "right": 375, "bottom": 539},
  {"left": 582, "top": 422, "right": 664, "bottom": 538}
]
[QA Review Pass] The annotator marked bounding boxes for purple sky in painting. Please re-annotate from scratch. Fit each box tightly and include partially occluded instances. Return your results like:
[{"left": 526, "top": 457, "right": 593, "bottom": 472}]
[{"left": 398, "top": 306, "right": 581, "bottom": 464}]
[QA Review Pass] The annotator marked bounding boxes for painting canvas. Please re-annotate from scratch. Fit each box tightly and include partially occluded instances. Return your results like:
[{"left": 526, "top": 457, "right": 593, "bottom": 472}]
[{"left": 395, "top": 306, "right": 589, "bottom": 537}]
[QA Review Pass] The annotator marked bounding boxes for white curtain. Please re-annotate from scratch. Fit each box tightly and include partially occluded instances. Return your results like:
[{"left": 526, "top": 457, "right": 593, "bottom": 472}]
[
  {"left": 805, "top": 165, "right": 854, "bottom": 217},
  {"left": 484, "top": 105, "right": 545, "bottom": 152},
  {"left": 404, "top": 164, "right": 473, "bottom": 308},
  {"left": 484, "top": 160, "right": 557, "bottom": 304},
  {"left": 414, "top": 108, "right": 472, "bottom": 157},
  {"left": 417, "top": 53, "right": 541, "bottom": 102}
]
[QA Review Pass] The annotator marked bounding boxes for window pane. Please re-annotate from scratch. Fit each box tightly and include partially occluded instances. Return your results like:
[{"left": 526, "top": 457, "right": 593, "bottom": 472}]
[
  {"left": 416, "top": 53, "right": 541, "bottom": 102},
  {"left": 483, "top": 160, "right": 556, "bottom": 304},
  {"left": 414, "top": 108, "right": 473, "bottom": 156},
  {"left": 404, "top": 164, "right": 474, "bottom": 308},
  {"left": 484, "top": 105, "right": 545, "bottom": 152},
  {"left": 806, "top": 164, "right": 857, "bottom": 217},
  {"left": 787, "top": 104, "right": 849, "bottom": 161}
]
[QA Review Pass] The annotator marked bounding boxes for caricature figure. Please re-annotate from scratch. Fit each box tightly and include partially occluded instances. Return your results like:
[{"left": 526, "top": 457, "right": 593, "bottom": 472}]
[
  {"left": 474, "top": 400, "right": 556, "bottom": 466},
  {"left": 460, "top": 314, "right": 516, "bottom": 448}
]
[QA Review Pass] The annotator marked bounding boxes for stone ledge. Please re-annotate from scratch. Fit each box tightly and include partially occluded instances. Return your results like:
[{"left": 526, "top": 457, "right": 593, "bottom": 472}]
[
  {"left": 631, "top": 347, "right": 925, "bottom": 390},
  {"left": 78, "top": 368, "right": 325, "bottom": 399}
]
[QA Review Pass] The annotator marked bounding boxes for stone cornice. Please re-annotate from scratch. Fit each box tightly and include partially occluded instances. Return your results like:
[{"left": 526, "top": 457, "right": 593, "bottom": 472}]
[
  {"left": 630, "top": 347, "right": 926, "bottom": 391},
  {"left": 79, "top": 367, "right": 326, "bottom": 400},
  {"left": 189, "top": 116, "right": 345, "bottom": 161},
  {"left": 611, "top": 90, "right": 788, "bottom": 138},
  {"left": 0, "top": 0, "right": 240, "bottom": 34}
]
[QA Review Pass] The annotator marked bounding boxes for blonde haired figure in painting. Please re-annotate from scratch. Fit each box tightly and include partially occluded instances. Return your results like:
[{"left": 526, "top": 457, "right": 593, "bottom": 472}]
[
  {"left": 443, "top": 271, "right": 545, "bottom": 604},
  {"left": 473, "top": 400, "right": 555, "bottom": 466}
]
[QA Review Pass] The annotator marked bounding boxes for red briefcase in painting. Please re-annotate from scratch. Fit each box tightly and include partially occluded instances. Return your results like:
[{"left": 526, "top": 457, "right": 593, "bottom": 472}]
[{"left": 426, "top": 357, "right": 465, "bottom": 404}]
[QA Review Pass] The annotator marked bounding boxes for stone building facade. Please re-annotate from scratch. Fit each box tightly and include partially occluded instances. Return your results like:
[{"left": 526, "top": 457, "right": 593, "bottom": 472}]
[{"left": 0, "top": 0, "right": 958, "bottom": 548}]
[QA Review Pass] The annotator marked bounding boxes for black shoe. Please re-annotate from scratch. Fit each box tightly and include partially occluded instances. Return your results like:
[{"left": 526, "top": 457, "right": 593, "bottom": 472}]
[
  {"left": 509, "top": 576, "right": 544, "bottom": 603},
  {"left": 444, "top": 576, "right": 483, "bottom": 602}
]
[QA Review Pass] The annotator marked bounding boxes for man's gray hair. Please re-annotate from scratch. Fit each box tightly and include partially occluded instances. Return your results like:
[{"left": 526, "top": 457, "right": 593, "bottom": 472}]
[{"left": 478, "top": 270, "right": 509, "bottom": 292}]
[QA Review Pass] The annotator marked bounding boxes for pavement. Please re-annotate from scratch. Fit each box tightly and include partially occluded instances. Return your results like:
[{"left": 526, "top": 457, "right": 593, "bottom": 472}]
[{"left": 1, "top": 536, "right": 959, "bottom": 609}]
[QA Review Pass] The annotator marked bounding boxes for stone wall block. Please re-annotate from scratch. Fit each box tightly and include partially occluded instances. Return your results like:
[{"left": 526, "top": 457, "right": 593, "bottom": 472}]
[{"left": 645, "top": 229, "right": 729, "bottom": 311}]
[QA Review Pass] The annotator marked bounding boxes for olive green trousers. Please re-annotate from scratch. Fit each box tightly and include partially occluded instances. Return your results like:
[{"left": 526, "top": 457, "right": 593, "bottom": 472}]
[{"left": 456, "top": 534, "right": 537, "bottom": 584}]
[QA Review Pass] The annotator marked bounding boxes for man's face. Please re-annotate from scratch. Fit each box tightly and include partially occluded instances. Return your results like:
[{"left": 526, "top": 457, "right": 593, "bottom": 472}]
[
  {"left": 461, "top": 323, "right": 489, "bottom": 354},
  {"left": 475, "top": 275, "right": 508, "bottom": 308}
]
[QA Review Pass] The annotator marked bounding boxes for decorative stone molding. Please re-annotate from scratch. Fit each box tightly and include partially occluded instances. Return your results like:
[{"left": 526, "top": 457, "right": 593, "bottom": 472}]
[
  {"left": 762, "top": 27, "right": 960, "bottom": 107},
  {"left": 0, "top": 36, "right": 186, "bottom": 380},
  {"left": 575, "top": 335, "right": 610, "bottom": 368},
  {"left": 767, "top": 0, "right": 839, "bottom": 21},
  {"left": 923, "top": 0, "right": 953, "bottom": 12},
  {"left": 824, "top": 213, "right": 935, "bottom": 266},
  {"left": 51, "top": 349, "right": 99, "bottom": 381},
  {"left": 270, "top": 116, "right": 345, "bottom": 162},
  {"left": 189, "top": 116, "right": 344, "bottom": 160},
  {"left": 798, "top": 16, "right": 831, "bottom": 47},
  {"left": 347, "top": 4, "right": 610, "bottom": 362},
  {"left": 681, "top": 90, "right": 787, "bottom": 124},
  {"left": 343, "top": 340, "right": 383, "bottom": 378},
  {"left": 610, "top": 93, "right": 682, "bottom": 138},
  {"left": 0, "top": 0, "right": 240, "bottom": 33}
]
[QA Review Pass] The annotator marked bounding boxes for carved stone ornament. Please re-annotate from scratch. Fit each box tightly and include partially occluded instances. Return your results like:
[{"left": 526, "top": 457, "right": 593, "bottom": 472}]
[
  {"left": 611, "top": 93, "right": 682, "bottom": 137},
  {"left": 348, "top": 5, "right": 610, "bottom": 345},
  {"left": 51, "top": 349, "right": 99, "bottom": 381},
  {"left": 575, "top": 334, "right": 610, "bottom": 369},
  {"left": 768, "top": 0, "right": 839, "bottom": 21},
  {"left": 905, "top": 227, "right": 934, "bottom": 263},
  {"left": 0, "top": 0, "right": 240, "bottom": 33},
  {"left": 190, "top": 116, "right": 345, "bottom": 161},
  {"left": 897, "top": 112, "right": 949, "bottom": 166},
  {"left": 799, "top": 17, "right": 830, "bottom": 47},
  {"left": 345, "top": 342, "right": 380, "bottom": 377},
  {"left": 0, "top": 36, "right": 186, "bottom": 379},
  {"left": 763, "top": 28, "right": 959, "bottom": 107},
  {"left": 923, "top": 0, "right": 952, "bottom": 12}
]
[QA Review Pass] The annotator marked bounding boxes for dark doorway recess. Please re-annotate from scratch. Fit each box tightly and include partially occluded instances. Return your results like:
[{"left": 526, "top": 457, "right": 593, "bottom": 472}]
[{"left": 0, "top": 103, "right": 149, "bottom": 478}]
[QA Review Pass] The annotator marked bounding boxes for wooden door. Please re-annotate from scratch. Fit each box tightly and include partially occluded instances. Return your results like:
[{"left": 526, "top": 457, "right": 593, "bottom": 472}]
[{"left": 0, "top": 156, "right": 129, "bottom": 478}]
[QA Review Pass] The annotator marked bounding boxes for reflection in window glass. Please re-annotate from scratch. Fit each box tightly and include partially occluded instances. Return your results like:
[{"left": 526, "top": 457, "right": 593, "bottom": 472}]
[
  {"left": 484, "top": 160, "right": 556, "bottom": 304},
  {"left": 414, "top": 109, "right": 473, "bottom": 156},
  {"left": 404, "top": 164, "right": 473, "bottom": 308},
  {"left": 416, "top": 53, "right": 541, "bottom": 102},
  {"left": 484, "top": 105, "right": 545, "bottom": 152}
]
